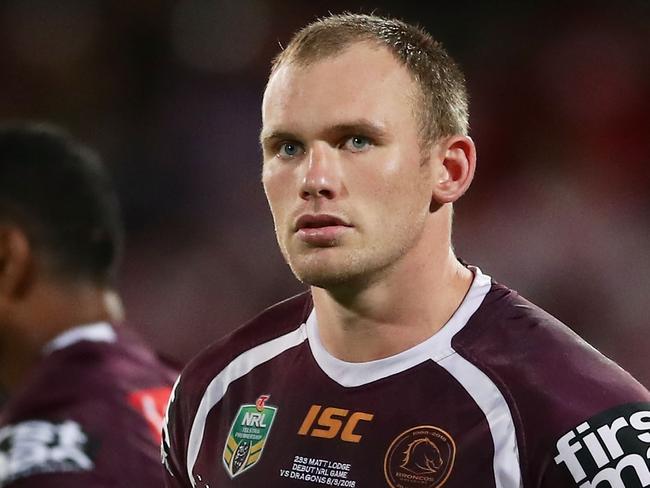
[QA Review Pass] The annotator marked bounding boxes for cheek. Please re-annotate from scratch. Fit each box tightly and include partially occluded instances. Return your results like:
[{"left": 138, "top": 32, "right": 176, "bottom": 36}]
[
  {"left": 372, "top": 173, "right": 430, "bottom": 229},
  {"left": 263, "top": 166, "right": 294, "bottom": 220},
  {"left": 361, "top": 158, "right": 426, "bottom": 208}
]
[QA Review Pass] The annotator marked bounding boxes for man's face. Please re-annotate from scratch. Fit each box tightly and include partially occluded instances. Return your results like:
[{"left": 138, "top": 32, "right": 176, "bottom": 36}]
[{"left": 261, "top": 42, "right": 435, "bottom": 288}]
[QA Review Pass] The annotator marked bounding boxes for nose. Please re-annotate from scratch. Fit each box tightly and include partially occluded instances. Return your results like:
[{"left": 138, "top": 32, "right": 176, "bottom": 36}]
[{"left": 300, "top": 144, "right": 340, "bottom": 200}]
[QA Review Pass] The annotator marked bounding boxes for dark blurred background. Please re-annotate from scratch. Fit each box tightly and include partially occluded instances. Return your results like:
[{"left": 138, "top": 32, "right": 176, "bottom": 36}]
[{"left": 1, "top": 1, "right": 648, "bottom": 385}]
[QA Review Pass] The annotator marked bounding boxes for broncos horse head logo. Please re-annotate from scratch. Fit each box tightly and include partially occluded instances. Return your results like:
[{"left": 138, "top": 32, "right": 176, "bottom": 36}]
[{"left": 400, "top": 437, "right": 444, "bottom": 475}]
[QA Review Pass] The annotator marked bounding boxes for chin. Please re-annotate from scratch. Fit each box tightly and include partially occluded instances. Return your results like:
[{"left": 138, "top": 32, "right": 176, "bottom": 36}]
[
  {"left": 289, "top": 264, "right": 337, "bottom": 287},
  {"left": 296, "top": 271, "right": 353, "bottom": 289},
  {"left": 287, "top": 253, "right": 371, "bottom": 290}
]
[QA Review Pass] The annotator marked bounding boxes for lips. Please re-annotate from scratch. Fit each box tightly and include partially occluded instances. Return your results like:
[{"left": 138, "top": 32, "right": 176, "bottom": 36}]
[
  {"left": 294, "top": 214, "right": 351, "bottom": 231},
  {"left": 293, "top": 214, "right": 352, "bottom": 246}
]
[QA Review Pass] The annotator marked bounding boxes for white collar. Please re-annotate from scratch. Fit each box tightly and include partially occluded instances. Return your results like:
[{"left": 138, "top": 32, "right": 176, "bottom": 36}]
[
  {"left": 306, "top": 266, "right": 492, "bottom": 387},
  {"left": 42, "top": 322, "right": 117, "bottom": 355}
]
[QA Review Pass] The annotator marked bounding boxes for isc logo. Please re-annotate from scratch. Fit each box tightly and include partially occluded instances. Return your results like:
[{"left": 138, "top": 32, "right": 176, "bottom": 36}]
[{"left": 298, "top": 405, "right": 374, "bottom": 443}]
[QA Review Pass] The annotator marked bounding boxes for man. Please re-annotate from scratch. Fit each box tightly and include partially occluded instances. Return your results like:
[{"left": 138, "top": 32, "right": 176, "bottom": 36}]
[
  {"left": 0, "top": 123, "right": 177, "bottom": 486},
  {"left": 162, "top": 14, "right": 650, "bottom": 488}
]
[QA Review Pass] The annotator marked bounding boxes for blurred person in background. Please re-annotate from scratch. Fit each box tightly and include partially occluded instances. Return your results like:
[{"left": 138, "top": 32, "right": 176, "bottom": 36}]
[
  {"left": 0, "top": 123, "right": 177, "bottom": 487},
  {"left": 162, "top": 13, "right": 649, "bottom": 488}
]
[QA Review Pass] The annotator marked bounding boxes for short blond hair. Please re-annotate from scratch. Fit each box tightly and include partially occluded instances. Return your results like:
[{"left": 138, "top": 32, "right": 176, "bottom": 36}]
[{"left": 271, "top": 13, "right": 469, "bottom": 146}]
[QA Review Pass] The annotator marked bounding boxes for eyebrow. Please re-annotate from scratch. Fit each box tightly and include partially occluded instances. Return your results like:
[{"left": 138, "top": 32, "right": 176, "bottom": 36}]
[
  {"left": 259, "top": 130, "right": 295, "bottom": 148},
  {"left": 325, "top": 120, "right": 389, "bottom": 141},
  {"left": 260, "top": 119, "right": 389, "bottom": 148}
]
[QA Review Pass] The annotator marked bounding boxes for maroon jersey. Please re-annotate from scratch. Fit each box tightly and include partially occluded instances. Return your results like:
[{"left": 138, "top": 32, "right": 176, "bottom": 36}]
[
  {"left": 162, "top": 268, "right": 650, "bottom": 488},
  {"left": 0, "top": 322, "right": 178, "bottom": 487}
]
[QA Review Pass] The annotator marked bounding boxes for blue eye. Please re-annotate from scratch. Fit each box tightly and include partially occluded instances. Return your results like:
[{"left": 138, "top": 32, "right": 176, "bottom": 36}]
[
  {"left": 344, "top": 136, "right": 371, "bottom": 152},
  {"left": 278, "top": 142, "right": 303, "bottom": 158}
]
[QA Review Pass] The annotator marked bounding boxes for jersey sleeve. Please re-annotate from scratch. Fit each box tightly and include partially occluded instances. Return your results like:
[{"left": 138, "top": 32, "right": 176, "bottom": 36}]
[
  {"left": 162, "top": 376, "right": 193, "bottom": 488},
  {"left": 540, "top": 401, "right": 650, "bottom": 487}
]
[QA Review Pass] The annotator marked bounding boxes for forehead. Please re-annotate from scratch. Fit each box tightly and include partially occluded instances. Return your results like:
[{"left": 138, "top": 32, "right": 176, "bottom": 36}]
[{"left": 262, "top": 43, "right": 419, "bottom": 136}]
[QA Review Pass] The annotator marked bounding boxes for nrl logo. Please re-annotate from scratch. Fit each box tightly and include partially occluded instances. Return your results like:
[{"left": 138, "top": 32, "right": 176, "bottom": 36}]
[{"left": 222, "top": 394, "right": 278, "bottom": 478}]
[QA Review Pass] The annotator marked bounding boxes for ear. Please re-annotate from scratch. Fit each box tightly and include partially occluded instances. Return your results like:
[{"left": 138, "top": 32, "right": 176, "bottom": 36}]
[
  {"left": 430, "top": 135, "right": 476, "bottom": 205},
  {"left": 0, "top": 225, "right": 33, "bottom": 301}
]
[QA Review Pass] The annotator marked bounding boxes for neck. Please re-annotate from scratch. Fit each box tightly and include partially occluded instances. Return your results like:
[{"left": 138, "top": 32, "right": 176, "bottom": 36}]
[
  {"left": 0, "top": 281, "right": 122, "bottom": 394},
  {"left": 311, "top": 237, "right": 473, "bottom": 362}
]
